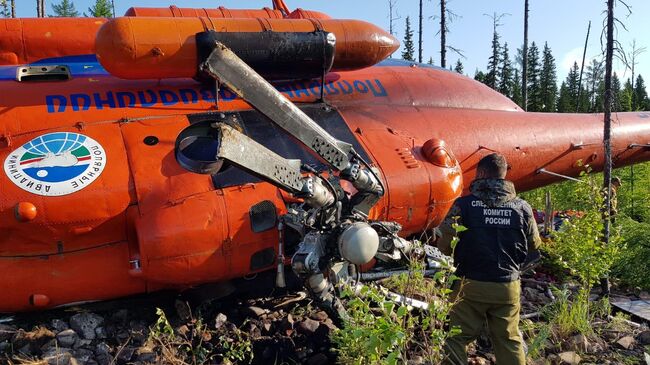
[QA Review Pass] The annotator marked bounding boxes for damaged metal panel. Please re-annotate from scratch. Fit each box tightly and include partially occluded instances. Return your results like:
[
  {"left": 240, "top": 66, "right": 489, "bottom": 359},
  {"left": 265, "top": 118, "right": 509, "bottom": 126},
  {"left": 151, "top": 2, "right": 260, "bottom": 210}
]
[{"left": 612, "top": 300, "right": 650, "bottom": 322}]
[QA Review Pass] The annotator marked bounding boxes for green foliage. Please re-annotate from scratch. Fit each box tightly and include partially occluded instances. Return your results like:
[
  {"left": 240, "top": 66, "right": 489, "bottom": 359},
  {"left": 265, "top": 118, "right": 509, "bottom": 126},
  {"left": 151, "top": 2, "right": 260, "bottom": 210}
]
[
  {"left": 548, "top": 169, "right": 621, "bottom": 287},
  {"left": 333, "top": 285, "right": 411, "bottom": 364},
  {"left": 333, "top": 238, "right": 459, "bottom": 364},
  {"left": 485, "top": 28, "right": 501, "bottom": 89},
  {"left": 511, "top": 68, "right": 523, "bottom": 107},
  {"left": 586, "top": 59, "right": 605, "bottom": 112},
  {"left": 611, "top": 218, "right": 650, "bottom": 290},
  {"left": 539, "top": 42, "right": 557, "bottom": 112},
  {"left": 0, "top": 0, "right": 9, "bottom": 18},
  {"left": 86, "top": 0, "right": 112, "bottom": 17},
  {"left": 148, "top": 308, "right": 253, "bottom": 365},
  {"left": 526, "top": 42, "right": 542, "bottom": 111},
  {"left": 633, "top": 74, "right": 650, "bottom": 110},
  {"left": 454, "top": 59, "right": 464, "bottom": 74},
  {"left": 544, "top": 288, "right": 592, "bottom": 338},
  {"left": 401, "top": 17, "right": 415, "bottom": 61},
  {"left": 51, "top": 0, "right": 78, "bottom": 17},
  {"left": 498, "top": 43, "right": 512, "bottom": 97}
]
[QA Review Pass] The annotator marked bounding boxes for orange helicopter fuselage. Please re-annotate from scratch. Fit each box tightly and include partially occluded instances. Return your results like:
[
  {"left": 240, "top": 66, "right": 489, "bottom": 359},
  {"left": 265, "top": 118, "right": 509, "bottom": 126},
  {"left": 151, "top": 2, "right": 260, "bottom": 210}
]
[{"left": 1, "top": 10, "right": 650, "bottom": 313}]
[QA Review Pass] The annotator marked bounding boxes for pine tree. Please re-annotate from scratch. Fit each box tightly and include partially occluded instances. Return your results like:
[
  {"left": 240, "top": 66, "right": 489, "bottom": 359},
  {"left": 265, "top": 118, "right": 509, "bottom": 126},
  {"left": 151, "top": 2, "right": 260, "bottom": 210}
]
[
  {"left": 557, "top": 62, "right": 580, "bottom": 112},
  {"left": 401, "top": 16, "right": 415, "bottom": 61},
  {"left": 498, "top": 43, "right": 513, "bottom": 98},
  {"left": 511, "top": 68, "right": 523, "bottom": 107},
  {"left": 586, "top": 59, "right": 604, "bottom": 112},
  {"left": 474, "top": 70, "right": 486, "bottom": 84},
  {"left": 52, "top": 0, "right": 78, "bottom": 16},
  {"left": 539, "top": 42, "right": 557, "bottom": 112},
  {"left": 427, "top": 57, "right": 434, "bottom": 65},
  {"left": 485, "top": 27, "right": 501, "bottom": 89},
  {"left": 86, "top": 0, "right": 111, "bottom": 17},
  {"left": 621, "top": 78, "right": 634, "bottom": 112},
  {"left": 633, "top": 75, "right": 649, "bottom": 111},
  {"left": 557, "top": 82, "right": 571, "bottom": 112},
  {"left": 0, "top": 0, "right": 9, "bottom": 17},
  {"left": 611, "top": 72, "right": 622, "bottom": 112},
  {"left": 526, "top": 42, "right": 542, "bottom": 111},
  {"left": 454, "top": 59, "right": 464, "bottom": 74}
]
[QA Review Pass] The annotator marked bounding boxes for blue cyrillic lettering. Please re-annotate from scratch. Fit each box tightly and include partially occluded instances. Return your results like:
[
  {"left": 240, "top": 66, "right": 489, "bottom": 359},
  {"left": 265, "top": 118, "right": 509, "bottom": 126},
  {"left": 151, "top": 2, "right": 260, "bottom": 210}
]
[
  {"left": 70, "top": 93, "right": 91, "bottom": 111},
  {"left": 93, "top": 92, "right": 116, "bottom": 110},
  {"left": 179, "top": 89, "right": 199, "bottom": 104},
  {"left": 159, "top": 90, "right": 179, "bottom": 106},
  {"left": 116, "top": 91, "right": 136, "bottom": 108},
  {"left": 46, "top": 95, "right": 67, "bottom": 113},
  {"left": 137, "top": 90, "right": 157, "bottom": 107},
  {"left": 367, "top": 79, "right": 388, "bottom": 97}
]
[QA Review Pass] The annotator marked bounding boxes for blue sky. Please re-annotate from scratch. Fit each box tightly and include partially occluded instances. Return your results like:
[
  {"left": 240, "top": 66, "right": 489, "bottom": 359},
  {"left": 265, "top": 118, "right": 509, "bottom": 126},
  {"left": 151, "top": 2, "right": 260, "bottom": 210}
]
[{"left": 14, "top": 0, "right": 650, "bottom": 83}]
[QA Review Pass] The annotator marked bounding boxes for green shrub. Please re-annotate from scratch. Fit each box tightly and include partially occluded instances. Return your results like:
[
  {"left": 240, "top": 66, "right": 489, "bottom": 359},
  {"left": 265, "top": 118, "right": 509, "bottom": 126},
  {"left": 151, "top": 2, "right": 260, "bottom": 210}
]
[
  {"left": 611, "top": 217, "right": 650, "bottom": 290},
  {"left": 333, "top": 238, "right": 460, "bottom": 364}
]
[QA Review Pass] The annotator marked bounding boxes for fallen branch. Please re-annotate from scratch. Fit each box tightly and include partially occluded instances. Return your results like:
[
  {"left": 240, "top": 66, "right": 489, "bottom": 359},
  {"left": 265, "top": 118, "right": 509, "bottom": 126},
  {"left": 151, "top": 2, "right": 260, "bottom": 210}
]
[
  {"left": 520, "top": 312, "right": 541, "bottom": 320},
  {"left": 607, "top": 315, "right": 642, "bottom": 328}
]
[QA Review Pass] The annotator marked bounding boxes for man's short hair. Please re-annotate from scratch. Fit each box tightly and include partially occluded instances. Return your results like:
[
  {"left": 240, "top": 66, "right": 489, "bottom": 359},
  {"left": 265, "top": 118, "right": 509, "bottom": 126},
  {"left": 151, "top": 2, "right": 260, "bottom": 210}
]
[{"left": 477, "top": 153, "right": 508, "bottom": 179}]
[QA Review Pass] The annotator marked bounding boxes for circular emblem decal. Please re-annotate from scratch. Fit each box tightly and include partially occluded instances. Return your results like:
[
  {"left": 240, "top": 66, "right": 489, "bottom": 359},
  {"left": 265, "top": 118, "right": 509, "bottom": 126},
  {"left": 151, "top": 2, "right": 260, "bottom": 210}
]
[{"left": 3, "top": 132, "right": 106, "bottom": 196}]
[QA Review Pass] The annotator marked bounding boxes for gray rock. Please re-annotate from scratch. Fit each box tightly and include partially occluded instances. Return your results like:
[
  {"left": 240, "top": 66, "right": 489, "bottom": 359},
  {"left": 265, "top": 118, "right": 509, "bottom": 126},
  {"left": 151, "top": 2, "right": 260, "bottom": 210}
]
[
  {"left": 94, "top": 326, "right": 108, "bottom": 340},
  {"left": 69, "top": 313, "right": 104, "bottom": 340},
  {"left": 638, "top": 330, "right": 650, "bottom": 345},
  {"left": 51, "top": 319, "right": 69, "bottom": 333},
  {"left": 558, "top": 351, "right": 581, "bottom": 365},
  {"left": 57, "top": 329, "right": 79, "bottom": 348},
  {"left": 117, "top": 346, "right": 136, "bottom": 362},
  {"left": 214, "top": 313, "right": 228, "bottom": 329},
  {"left": 0, "top": 324, "right": 16, "bottom": 342},
  {"left": 94, "top": 342, "right": 111, "bottom": 356},
  {"left": 297, "top": 318, "right": 321, "bottom": 335},
  {"left": 43, "top": 347, "right": 72, "bottom": 365},
  {"left": 72, "top": 348, "right": 95, "bottom": 364},
  {"left": 94, "top": 342, "right": 112, "bottom": 365},
  {"left": 40, "top": 338, "right": 58, "bottom": 352},
  {"left": 310, "top": 311, "right": 329, "bottom": 322},
  {"left": 567, "top": 333, "right": 589, "bottom": 352},
  {"left": 74, "top": 339, "right": 92, "bottom": 349},
  {"left": 616, "top": 335, "right": 635, "bottom": 350}
]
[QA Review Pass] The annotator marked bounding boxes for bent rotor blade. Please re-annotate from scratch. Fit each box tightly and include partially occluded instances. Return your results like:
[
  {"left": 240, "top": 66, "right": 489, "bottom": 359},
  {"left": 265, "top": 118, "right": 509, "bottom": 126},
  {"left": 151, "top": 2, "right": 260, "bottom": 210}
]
[{"left": 199, "top": 41, "right": 353, "bottom": 171}]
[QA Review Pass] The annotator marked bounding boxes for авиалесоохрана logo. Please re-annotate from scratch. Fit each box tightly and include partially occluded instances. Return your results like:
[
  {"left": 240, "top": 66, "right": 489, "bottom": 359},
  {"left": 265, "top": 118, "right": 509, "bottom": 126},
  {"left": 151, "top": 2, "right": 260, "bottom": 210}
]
[{"left": 3, "top": 132, "right": 106, "bottom": 196}]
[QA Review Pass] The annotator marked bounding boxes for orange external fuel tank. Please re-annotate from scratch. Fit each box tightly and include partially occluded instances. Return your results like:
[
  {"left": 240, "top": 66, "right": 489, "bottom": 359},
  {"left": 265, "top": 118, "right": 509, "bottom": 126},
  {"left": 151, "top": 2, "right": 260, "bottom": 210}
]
[
  {"left": 0, "top": 5, "right": 332, "bottom": 66},
  {"left": 124, "top": 5, "right": 331, "bottom": 20},
  {"left": 0, "top": 18, "right": 106, "bottom": 65},
  {"left": 95, "top": 17, "right": 400, "bottom": 80}
]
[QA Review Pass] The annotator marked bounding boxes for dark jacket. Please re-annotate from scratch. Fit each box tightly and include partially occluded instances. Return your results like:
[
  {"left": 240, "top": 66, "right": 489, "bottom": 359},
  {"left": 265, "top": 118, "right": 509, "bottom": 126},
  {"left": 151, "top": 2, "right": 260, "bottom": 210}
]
[{"left": 438, "top": 178, "right": 541, "bottom": 283}]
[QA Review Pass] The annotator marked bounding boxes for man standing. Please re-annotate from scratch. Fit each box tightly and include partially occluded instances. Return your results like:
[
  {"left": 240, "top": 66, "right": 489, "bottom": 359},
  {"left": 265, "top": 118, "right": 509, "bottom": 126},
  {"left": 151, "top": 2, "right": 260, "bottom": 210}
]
[{"left": 439, "top": 153, "right": 541, "bottom": 365}]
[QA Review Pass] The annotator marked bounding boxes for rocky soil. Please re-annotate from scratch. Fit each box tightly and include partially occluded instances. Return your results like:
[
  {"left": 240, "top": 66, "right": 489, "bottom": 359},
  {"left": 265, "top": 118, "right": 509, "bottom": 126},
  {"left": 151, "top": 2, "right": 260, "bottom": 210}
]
[{"left": 1, "top": 273, "right": 649, "bottom": 365}]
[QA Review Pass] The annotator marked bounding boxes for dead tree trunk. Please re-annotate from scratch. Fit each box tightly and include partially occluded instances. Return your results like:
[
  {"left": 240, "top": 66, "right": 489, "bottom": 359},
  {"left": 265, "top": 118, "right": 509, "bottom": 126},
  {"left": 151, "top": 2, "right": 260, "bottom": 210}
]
[
  {"left": 576, "top": 21, "right": 591, "bottom": 112},
  {"left": 36, "top": 0, "right": 40, "bottom": 17},
  {"left": 600, "top": 0, "right": 614, "bottom": 296},
  {"left": 522, "top": 0, "right": 529, "bottom": 111},
  {"left": 440, "top": 0, "right": 446, "bottom": 68},
  {"left": 418, "top": 0, "right": 423, "bottom": 63},
  {"left": 10, "top": 0, "right": 14, "bottom": 17}
]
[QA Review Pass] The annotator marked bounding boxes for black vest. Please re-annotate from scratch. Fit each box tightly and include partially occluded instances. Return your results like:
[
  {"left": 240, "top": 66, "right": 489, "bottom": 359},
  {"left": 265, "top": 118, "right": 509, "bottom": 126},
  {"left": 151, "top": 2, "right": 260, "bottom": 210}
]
[{"left": 453, "top": 195, "right": 530, "bottom": 282}]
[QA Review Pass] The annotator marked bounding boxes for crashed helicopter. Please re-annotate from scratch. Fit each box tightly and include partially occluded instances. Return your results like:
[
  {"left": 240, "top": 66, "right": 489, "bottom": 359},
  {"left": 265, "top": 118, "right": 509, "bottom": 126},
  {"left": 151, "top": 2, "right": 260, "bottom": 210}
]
[{"left": 1, "top": 1, "right": 650, "bottom": 313}]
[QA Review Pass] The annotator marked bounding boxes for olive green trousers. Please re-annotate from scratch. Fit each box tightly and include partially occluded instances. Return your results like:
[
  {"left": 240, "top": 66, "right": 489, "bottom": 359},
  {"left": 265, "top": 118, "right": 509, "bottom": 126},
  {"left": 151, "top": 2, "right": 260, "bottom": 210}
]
[{"left": 443, "top": 280, "right": 525, "bottom": 365}]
